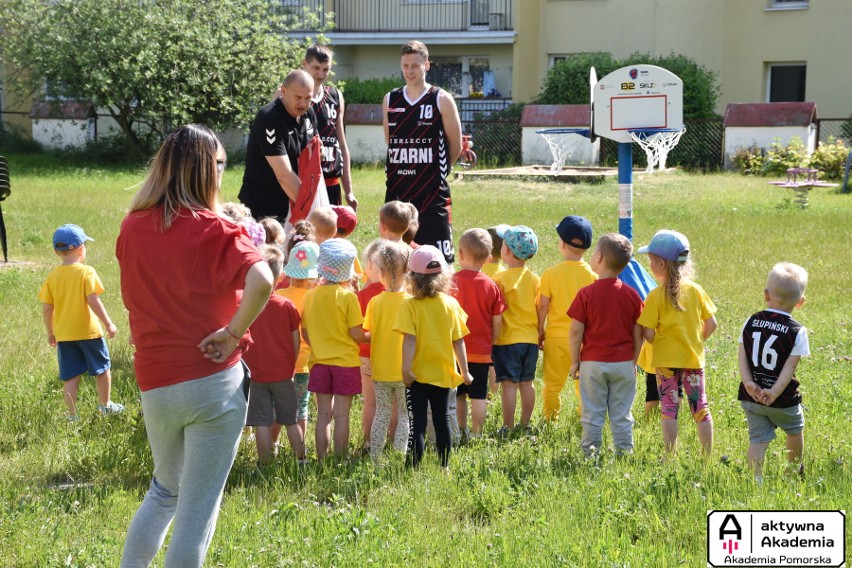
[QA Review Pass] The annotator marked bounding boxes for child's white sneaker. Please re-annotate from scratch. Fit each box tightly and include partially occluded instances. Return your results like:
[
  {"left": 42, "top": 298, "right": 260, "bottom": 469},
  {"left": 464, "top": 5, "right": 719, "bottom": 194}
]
[{"left": 98, "top": 401, "right": 125, "bottom": 415}]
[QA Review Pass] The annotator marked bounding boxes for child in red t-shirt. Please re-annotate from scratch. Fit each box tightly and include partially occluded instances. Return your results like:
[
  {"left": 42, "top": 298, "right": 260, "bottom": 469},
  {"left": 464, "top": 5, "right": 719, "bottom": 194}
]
[
  {"left": 242, "top": 246, "right": 304, "bottom": 465},
  {"left": 452, "top": 229, "right": 506, "bottom": 439},
  {"left": 567, "top": 234, "right": 643, "bottom": 456}
]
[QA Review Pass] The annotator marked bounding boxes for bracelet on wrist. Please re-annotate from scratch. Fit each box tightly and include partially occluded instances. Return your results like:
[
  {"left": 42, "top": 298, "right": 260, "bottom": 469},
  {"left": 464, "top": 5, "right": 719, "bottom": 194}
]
[{"left": 226, "top": 327, "right": 242, "bottom": 341}]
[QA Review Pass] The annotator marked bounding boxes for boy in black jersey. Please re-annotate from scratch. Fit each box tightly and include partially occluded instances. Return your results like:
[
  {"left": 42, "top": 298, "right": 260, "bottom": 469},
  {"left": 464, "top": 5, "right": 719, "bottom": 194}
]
[{"left": 738, "top": 262, "right": 809, "bottom": 482}]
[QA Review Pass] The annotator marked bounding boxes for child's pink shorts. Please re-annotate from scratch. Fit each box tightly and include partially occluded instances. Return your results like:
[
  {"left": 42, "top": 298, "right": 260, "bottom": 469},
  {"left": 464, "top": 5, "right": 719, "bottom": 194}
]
[{"left": 308, "top": 364, "right": 362, "bottom": 396}]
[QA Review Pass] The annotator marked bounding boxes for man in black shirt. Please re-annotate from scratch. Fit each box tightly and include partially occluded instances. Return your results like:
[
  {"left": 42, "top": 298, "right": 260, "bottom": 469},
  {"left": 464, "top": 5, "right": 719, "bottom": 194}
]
[{"left": 240, "top": 70, "right": 315, "bottom": 222}]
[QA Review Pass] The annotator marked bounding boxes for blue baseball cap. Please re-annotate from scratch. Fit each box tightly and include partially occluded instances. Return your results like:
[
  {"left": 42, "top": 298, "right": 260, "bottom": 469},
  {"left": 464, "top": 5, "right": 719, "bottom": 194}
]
[
  {"left": 53, "top": 224, "right": 94, "bottom": 251},
  {"left": 555, "top": 215, "right": 593, "bottom": 249},
  {"left": 497, "top": 225, "right": 538, "bottom": 260},
  {"left": 637, "top": 230, "right": 690, "bottom": 262},
  {"left": 317, "top": 238, "right": 357, "bottom": 282}
]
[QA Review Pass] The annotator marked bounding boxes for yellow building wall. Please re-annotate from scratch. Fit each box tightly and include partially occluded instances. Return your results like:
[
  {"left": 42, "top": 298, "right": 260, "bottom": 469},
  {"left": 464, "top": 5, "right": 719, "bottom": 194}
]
[
  {"left": 0, "top": 63, "right": 33, "bottom": 138},
  {"left": 722, "top": 0, "right": 850, "bottom": 117},
  {"left": 514, "top": 0, "right": 849, "bottom": 117}
]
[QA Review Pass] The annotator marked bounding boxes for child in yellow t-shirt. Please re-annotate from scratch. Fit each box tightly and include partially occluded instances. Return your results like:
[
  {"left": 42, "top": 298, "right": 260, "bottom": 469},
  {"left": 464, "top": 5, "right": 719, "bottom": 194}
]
[
  {"left": 482, "top": 225, "right": 506, "bottom": 279},
  {"left": 356, "top": 240, "right": 387, "bottom": 454},
  {"left": 637, "top": 230, "right": 717, "bottom": 457},
  {"left": 537, "top": 216, "right": 597, "bottom": 421},
  {"left": 483, "top": 225, "right": 507, "bottom": 395},
  {"left": 492, "top": 225, "right": 540, "bottom": 436},
  {"left": 277, "top": 240, "right": 319, "bottom": 439},
  {"left": 395, "top": 245, "right": 472, "bottom": 468},
  {"left": 38, "top": 224, "right": 123, "bottom": 421},
  {"left": 302, "top": 238, "right": 367, "bottom": 459},
  {"left": 364, "top": 240, "right": 411, "bottom": 463}
]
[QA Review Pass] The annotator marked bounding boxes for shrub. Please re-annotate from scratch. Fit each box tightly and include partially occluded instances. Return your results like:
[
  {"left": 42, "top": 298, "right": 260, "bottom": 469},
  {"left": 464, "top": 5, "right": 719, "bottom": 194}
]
[
  {"left": 62, "top": 131, "right": 156, "bottom": 166},
  {"left": 809, "top": 137, "right": 850, "bottom": 180},
  {"left": 732, "top": 145, "right": 765, "bottom": 175},
  {"left": 339, "top": 76, "right": 401, "bottom": 105},
  {"left": 762, "top": 136, "right": 809, "bottom": 176},
  {"left": 535, "top": 52, "right": 619, "bottom": 107}
]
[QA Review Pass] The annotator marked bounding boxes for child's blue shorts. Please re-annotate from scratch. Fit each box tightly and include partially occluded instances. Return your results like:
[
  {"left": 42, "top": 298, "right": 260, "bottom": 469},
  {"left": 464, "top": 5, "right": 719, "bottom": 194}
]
[
  {"left": 492, "top": 343, "right": 538, "bottom": 383},
  {"left": 57, "top": 337, "right": 111, "bottom": 381}
]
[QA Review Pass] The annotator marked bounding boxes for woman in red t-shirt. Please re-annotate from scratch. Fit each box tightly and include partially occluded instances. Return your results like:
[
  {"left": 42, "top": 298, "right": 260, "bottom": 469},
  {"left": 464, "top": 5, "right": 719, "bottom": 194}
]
[{"left": 117, "top": 124, "right": 273, "bottom": 568}]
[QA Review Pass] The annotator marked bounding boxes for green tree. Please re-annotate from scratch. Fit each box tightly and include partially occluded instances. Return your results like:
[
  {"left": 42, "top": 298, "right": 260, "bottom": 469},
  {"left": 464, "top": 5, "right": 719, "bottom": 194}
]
[
  {"left": 535, "top": 52, "right": 720, "bottom": 119},
  {"left": 0, "top": 0, "right": 323, "bottom": 150}
]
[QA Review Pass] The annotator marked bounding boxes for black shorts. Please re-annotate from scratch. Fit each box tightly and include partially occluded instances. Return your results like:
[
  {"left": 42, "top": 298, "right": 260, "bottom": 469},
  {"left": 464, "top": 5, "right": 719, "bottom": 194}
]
[
  {"left": 457, "top": 362, "right": 490, "bottom": 400},
  {"left": 413, "top": 205, "right": 454, "bottom": 264},
  {"left": 325, "top": 182, "right": 342, "bottom": 206},
  {"left": 645, "top": 370, "right": 660, "bottom": 402}
]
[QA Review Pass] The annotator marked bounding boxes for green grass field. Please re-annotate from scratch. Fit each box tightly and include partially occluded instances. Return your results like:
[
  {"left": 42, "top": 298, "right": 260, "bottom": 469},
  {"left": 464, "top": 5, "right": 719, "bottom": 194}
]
[{"left": 0, "top": 154, "right": 849, "bottom": 567}]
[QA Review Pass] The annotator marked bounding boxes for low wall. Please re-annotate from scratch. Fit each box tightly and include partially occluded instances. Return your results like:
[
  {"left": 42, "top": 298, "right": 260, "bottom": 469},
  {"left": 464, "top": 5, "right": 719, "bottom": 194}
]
[
  {"left": 519, "top": 105, "right": 597, "bottom": 166},
  {"left": 724, "top": 125, "right": 816, "bottom": 169},
  {"left": 344, "top": 104, "right": 386, "bottom": 164}
]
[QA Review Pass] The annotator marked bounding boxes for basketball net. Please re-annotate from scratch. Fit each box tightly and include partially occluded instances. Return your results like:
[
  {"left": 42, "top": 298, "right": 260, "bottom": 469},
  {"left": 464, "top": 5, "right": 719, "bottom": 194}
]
[
  {"left": 538, "top": 130, "right": 585, "bottom": 174},
  {"left": 629, "top": 127, "right": 685, "bottom": 173}
]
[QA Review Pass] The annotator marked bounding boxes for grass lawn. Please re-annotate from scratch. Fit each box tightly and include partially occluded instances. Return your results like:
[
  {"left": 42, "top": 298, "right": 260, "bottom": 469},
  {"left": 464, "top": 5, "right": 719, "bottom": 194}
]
[{"left": 0, "top": 153, "right": 849, "bottom": 567}]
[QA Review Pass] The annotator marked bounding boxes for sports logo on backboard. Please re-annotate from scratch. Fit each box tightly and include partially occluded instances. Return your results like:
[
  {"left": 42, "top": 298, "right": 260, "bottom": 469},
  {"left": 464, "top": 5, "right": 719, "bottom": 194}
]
[{"left": 629, "top": 68, "right": 638, "bottom": 80}]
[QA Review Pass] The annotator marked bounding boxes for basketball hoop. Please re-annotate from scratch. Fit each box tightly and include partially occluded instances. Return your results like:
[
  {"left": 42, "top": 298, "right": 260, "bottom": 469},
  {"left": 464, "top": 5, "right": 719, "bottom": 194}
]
[
  {"left": 628, "top": 127, "right": 686, "bottom": 173},
  {"left": 536, "top": 128, "right": 591, "bottom": 173}
]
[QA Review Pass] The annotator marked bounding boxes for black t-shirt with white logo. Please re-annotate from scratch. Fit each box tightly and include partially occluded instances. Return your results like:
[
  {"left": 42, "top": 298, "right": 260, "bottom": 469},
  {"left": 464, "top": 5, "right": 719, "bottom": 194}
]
[
  {"left": 738, "top": 309, "right": 809, "bottom": 408},
  {"left": 239, "top": 98, "right": 315, "bottom": 220},
  {"left": 312, "top": 85, "right": 343, "bottom": 180}
]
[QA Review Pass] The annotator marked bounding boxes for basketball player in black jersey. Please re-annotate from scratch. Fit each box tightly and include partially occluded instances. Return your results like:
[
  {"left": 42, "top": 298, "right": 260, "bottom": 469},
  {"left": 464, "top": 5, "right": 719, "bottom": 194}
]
[
  {"left": 271, "top": 45, "right": 358, "bottom": 211},
  {"left": 383, "top": 41, "right": 462, "bottom": 263},
  {"left": 738, "top": 262, "right": 809, "bottom": 482}
]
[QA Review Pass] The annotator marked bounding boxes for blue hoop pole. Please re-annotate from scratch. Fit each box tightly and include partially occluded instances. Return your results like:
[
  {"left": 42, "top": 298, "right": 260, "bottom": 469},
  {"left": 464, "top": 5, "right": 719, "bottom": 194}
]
[
  {"left": 615, "top": 141, "right": 657, "bottom": 299},
  {"left": 617, "top": 142, "right": 633, "bottom": 240}
]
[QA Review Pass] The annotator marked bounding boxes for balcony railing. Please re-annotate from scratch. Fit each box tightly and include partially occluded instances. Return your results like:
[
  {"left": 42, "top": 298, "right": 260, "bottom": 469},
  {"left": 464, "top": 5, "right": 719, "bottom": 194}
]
[{"left": 281, "top": 0, "right": 514, "bottom": 33}]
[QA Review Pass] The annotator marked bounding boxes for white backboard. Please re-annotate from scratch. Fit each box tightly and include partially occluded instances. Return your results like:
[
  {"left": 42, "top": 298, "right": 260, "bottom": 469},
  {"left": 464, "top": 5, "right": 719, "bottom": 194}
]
[{"left": 592, "top": 65, "right": 683, "bottom": 143}]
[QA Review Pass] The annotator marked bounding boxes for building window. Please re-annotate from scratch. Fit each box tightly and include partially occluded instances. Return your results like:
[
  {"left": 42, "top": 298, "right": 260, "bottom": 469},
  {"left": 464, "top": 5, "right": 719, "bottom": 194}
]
[
  {"left": 549, "top": 55, "right": 569, "bottom": 68},
  {"left": 44, "top": 79, "right": 73, "bottom": 101},
  {"left": 429, "top": 56, "right": 490, "bottom": 97},
  {"left": 766, "top": 0, "right": 808, "bottom": 11},
  {"left": 767, "top": 64, "right": 806, "bottom": 102}
]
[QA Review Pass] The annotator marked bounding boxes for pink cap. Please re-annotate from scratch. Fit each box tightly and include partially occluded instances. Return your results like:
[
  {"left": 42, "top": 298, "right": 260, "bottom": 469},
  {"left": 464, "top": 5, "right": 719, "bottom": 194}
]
[{"left": 408, "top": 245, "right": 447, "bottom": 274}]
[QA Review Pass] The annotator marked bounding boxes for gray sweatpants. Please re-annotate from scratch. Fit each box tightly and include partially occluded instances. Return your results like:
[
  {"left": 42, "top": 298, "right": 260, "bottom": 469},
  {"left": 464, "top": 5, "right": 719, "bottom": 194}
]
[
  {"left": 120, "top": 363, "right": 247, "bottom": 568},
  {"left": 579, "top": 361, "right": 636, "bottom": 455}
]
